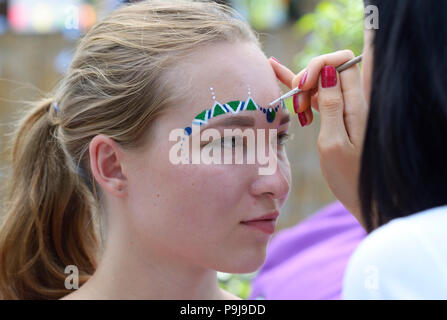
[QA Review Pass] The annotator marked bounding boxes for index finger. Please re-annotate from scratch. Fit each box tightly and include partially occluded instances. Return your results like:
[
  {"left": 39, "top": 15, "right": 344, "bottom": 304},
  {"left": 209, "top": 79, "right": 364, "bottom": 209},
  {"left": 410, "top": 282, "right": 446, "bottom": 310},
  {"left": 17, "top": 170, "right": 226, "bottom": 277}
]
[
  {"left": 269, "top": 57, "right": 307, "bottom": 91},
  {"left": 300, "top": 50, "right": 356, "bottom": 92}
]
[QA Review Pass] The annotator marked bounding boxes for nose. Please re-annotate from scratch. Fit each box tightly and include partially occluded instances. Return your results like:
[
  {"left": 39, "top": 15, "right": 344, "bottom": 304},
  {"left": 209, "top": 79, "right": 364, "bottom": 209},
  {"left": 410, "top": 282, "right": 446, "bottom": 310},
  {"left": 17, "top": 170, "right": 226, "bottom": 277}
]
[{"left": 249, "top": 161, "right": 290, "bottom": 201}]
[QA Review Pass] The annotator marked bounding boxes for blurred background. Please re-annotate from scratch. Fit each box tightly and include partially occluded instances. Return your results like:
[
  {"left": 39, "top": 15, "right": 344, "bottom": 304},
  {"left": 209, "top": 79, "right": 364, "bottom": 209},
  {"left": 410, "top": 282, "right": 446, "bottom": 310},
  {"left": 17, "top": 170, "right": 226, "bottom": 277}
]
[{"left": 0, "top": 0, "right": 364, "bottom": 298}]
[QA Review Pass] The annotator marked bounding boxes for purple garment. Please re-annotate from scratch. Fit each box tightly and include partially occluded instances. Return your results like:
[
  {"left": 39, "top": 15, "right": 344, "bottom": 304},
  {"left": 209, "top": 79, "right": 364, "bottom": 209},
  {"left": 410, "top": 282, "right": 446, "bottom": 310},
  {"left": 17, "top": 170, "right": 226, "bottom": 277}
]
[{"left": 249, "top": 201, "right": 366, "bottom": 300}]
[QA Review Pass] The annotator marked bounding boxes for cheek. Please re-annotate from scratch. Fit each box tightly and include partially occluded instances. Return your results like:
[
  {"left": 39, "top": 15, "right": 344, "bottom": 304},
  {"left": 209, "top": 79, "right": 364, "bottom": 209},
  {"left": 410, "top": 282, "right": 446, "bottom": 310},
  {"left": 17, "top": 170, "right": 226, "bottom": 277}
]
[
  {"left": 168, "top": 164, "right": 252, "bottom": 217},
  {"left": 127, "top": 149, "right": 254, "bottom": 231},
  {"left": 127, "top": 162, "right": 257, "bottom": 262}
]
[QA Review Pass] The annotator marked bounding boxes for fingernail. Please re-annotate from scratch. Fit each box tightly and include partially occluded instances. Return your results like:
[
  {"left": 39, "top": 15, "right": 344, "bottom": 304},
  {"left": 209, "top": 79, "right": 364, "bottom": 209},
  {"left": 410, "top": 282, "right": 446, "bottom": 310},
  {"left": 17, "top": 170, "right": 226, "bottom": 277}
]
[
  {"left": 270, "top": 56, "right": 281, "bottom": 64},
  {"left": 293, "top": 94, "right": 299, "bottom": 113},
  {"left": 321, "top": 66, "right": 337, "bottom": 88},
  {"left": 298, "top": 112, "right": 307, "bottom": 127},
  {"left": 299, "top": 70, "right": 308, "bottom": 89}
]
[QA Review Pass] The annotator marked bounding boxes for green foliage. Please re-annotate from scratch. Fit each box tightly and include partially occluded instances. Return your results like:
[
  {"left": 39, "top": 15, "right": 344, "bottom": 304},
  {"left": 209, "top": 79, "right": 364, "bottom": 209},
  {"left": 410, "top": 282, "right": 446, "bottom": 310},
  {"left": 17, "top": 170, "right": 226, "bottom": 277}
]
[
  {"left": 293, "top": 0, "right": 364, "bottom": 70},
  {"left": 231, "top": 0, "right": 288, "bottom": 31},
  {"left": 218, "top": 271, "right": 258, "bottom": 299}
]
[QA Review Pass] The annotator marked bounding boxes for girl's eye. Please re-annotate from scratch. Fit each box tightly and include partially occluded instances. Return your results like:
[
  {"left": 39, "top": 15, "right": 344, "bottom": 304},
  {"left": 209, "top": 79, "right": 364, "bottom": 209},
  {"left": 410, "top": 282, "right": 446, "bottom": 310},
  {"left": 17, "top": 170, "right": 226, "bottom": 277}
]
[
  {"left": 201, "top": 133, "right": 291, "bottom": 148},
  {"left": 221, "top": 136, "right": 239, "bottom": 148},
  {"left": 201, "top": 136, "right": 240, "bottom": 149},
  {"left": 278, "top": 132, "right": 291, "bottom": 146}
]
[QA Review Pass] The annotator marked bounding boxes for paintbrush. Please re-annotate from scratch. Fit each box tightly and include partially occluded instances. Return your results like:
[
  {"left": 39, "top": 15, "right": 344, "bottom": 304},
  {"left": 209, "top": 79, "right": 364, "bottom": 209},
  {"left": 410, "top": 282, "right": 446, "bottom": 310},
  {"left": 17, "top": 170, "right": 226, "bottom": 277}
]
[{"left": 269, "top": 54, "right": 363, "bottom": 107}]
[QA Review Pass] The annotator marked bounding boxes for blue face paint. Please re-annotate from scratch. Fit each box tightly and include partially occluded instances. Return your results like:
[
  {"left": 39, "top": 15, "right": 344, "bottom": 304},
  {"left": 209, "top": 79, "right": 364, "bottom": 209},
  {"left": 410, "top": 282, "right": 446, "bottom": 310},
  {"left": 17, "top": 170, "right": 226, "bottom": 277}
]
[
  {"left": 183, "top": 97, "right": 285, "bottom": 136},
  {"left": 178, "top": 87, "right": 287, "bottom": 162}
]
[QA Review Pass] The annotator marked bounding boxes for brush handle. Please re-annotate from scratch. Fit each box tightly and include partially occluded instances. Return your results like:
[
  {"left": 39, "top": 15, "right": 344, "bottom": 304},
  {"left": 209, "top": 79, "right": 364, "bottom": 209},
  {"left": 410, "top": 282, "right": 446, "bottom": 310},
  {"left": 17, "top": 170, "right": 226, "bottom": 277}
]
[
  {"left": 336, "top": 54, "right": 363, "bottom": 73},
  {"left": 269, "top": 55, "right": 363, "bottom": 106}
]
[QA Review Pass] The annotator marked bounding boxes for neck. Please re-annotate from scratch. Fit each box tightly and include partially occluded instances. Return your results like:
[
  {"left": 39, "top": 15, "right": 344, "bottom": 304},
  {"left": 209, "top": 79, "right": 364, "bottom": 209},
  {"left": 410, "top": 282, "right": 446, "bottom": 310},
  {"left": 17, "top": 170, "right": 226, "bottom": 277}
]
[{"left": 64, "top": 224, "right": 230, "bottom": 300}]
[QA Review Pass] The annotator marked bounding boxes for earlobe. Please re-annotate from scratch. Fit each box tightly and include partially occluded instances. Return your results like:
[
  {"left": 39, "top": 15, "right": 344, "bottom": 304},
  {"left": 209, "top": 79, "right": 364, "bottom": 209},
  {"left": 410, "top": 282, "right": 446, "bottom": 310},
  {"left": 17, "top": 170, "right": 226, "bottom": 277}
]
[{"left": 116, "top": 183, "right": 126, "bottom": 195}]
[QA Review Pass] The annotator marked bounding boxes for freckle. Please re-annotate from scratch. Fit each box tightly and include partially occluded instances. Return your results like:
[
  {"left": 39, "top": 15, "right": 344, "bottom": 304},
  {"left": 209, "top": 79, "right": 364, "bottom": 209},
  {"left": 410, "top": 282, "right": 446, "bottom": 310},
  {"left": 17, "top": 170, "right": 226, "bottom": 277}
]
[{"left": 156, "top": 194, "right": 160, "bottom": 198}]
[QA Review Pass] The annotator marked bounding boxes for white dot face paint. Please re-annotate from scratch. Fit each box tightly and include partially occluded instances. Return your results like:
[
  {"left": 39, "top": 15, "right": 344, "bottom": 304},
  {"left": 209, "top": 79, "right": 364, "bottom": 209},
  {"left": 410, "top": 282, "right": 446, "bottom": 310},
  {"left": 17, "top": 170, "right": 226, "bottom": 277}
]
[{"left": 173, "top": 85, "right": 287, "bottom": 174}]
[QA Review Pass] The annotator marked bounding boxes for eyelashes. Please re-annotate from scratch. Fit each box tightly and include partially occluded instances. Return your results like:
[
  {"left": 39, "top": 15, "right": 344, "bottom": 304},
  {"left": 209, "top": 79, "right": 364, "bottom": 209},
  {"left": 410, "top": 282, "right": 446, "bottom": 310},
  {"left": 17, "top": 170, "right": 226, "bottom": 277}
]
[
  {"left": 200, "top": 132, "right": 291, "bottom": 149},
  {"left": 278, "top": 132, "right": 291, "bottom": 146}
]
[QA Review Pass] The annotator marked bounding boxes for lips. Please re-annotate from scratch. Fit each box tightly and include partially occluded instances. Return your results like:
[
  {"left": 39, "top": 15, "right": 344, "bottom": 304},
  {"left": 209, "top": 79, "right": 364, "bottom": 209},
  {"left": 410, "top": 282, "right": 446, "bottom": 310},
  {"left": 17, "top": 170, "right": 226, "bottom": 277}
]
[
  {"left": 240, "top": 211, "right": 279, "bottom": 234},
  {"left": 241, "top": 211, "right": 280, "bottom": 223}
]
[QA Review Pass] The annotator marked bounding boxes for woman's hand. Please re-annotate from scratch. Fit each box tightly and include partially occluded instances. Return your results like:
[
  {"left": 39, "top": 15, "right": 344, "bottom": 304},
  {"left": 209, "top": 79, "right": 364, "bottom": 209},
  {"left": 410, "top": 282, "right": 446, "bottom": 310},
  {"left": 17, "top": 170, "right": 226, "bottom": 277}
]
[{"left": 269, "top": 50, "right": 368, "bottom": 220}]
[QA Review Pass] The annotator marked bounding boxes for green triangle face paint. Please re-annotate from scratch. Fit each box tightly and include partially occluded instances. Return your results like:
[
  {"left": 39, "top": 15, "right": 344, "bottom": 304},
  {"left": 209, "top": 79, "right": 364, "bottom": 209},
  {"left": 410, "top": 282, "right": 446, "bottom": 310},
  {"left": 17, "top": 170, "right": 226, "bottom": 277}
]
[
  {"left": 227, "top": 101, "right": 240, "bottom": 113},
  {"left": 178, "top": 90, "right": 286, "bottom": 162},
  {"left": 246, "top": 98, "right": 258, "bottom": 111},
  {"left": 212, "top": 103, "right": 226, "bottom": 117},
  {"left": 195, "top": 110, "right": 207, "bottom": 122},
  {"left": 176, "top": 85, "right": 288, "bottom": 166},
  {"left": 183, "top": 93, "right": 285, "bottom": 136}
]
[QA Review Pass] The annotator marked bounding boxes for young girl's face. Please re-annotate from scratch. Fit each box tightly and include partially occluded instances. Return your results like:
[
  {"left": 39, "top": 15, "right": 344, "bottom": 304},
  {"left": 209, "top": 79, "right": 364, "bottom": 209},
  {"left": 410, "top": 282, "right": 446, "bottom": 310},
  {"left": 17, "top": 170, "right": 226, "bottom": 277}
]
[{"left": 123, "top": 41, "right": 291, "bottom": 273}]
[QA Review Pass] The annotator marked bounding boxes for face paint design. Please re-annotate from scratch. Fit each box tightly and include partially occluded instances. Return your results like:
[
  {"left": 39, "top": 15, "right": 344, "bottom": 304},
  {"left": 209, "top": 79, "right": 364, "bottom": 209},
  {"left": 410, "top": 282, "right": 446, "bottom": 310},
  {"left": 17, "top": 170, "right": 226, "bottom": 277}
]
[
  {"left": 178, "top": 87, "right": 286, "bottom": 161},
  {"left": 183, "top": 87, "right": 286, "bottom": 137}
]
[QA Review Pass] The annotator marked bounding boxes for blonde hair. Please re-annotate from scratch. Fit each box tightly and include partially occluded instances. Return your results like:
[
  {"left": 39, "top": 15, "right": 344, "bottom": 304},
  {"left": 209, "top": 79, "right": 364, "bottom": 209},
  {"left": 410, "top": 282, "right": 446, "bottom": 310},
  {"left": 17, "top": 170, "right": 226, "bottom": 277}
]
[{"left": 0, "top": 0, "right": 259, "bottom": 299}]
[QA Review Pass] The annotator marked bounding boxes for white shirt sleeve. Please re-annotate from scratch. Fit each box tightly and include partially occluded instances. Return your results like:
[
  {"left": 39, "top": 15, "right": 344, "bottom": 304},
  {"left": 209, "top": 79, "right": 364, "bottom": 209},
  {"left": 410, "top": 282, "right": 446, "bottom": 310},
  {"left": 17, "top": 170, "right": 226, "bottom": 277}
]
[{"left": 342, "top": 217, "right": 447, "bottom": 300}]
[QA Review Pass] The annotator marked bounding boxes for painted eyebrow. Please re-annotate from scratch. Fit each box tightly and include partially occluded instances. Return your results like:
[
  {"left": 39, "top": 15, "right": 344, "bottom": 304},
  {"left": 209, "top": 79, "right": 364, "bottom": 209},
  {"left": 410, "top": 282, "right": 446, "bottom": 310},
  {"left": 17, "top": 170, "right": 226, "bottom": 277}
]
[
  {"left": 205, "top": 113, "right": 291, "bottom": 128},
  {"left": 206, "top": 115, "right": 255, "bottom": 128}
]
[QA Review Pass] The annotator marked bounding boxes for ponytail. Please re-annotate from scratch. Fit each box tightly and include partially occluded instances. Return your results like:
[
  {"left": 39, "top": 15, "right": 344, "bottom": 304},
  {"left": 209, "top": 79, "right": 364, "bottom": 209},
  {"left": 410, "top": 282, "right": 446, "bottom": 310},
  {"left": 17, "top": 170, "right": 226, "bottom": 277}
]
[{"left": 0, "top": 98, "right": 100, "bottom": 299}]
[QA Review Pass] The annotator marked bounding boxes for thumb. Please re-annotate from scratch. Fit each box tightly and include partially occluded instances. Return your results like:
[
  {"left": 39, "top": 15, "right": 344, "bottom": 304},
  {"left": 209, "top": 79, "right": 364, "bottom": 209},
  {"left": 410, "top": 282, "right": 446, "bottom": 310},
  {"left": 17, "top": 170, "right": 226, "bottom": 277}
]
[{"left": 317, "top": 66, "right": 349, "bottom": 144}]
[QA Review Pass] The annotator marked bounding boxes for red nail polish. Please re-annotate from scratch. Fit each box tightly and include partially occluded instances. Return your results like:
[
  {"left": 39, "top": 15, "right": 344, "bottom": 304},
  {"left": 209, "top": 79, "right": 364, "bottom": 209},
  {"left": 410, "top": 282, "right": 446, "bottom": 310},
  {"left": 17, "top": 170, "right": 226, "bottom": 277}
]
[
  {"left": 298, "top": 112, "right": 307, "bottom": 127},
  {"left": 299, "top": 70, "right": 308, "bottom": 89},
  {"left": 321, "top": 66, "right": 337, "bottom": 88},
  {"left": 270, "top": 56, "right": 281, "bottom": 64},
  {"left": 293, "top": 94, "right": 299, "bottom": 113}
]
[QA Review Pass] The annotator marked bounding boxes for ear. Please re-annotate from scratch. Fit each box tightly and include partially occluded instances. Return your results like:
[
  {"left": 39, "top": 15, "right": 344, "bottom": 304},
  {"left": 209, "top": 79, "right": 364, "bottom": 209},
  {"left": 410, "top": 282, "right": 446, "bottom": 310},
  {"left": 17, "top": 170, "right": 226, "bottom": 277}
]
[{"left": 89, "top": 134, "right": 128, "bottom": 197}]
